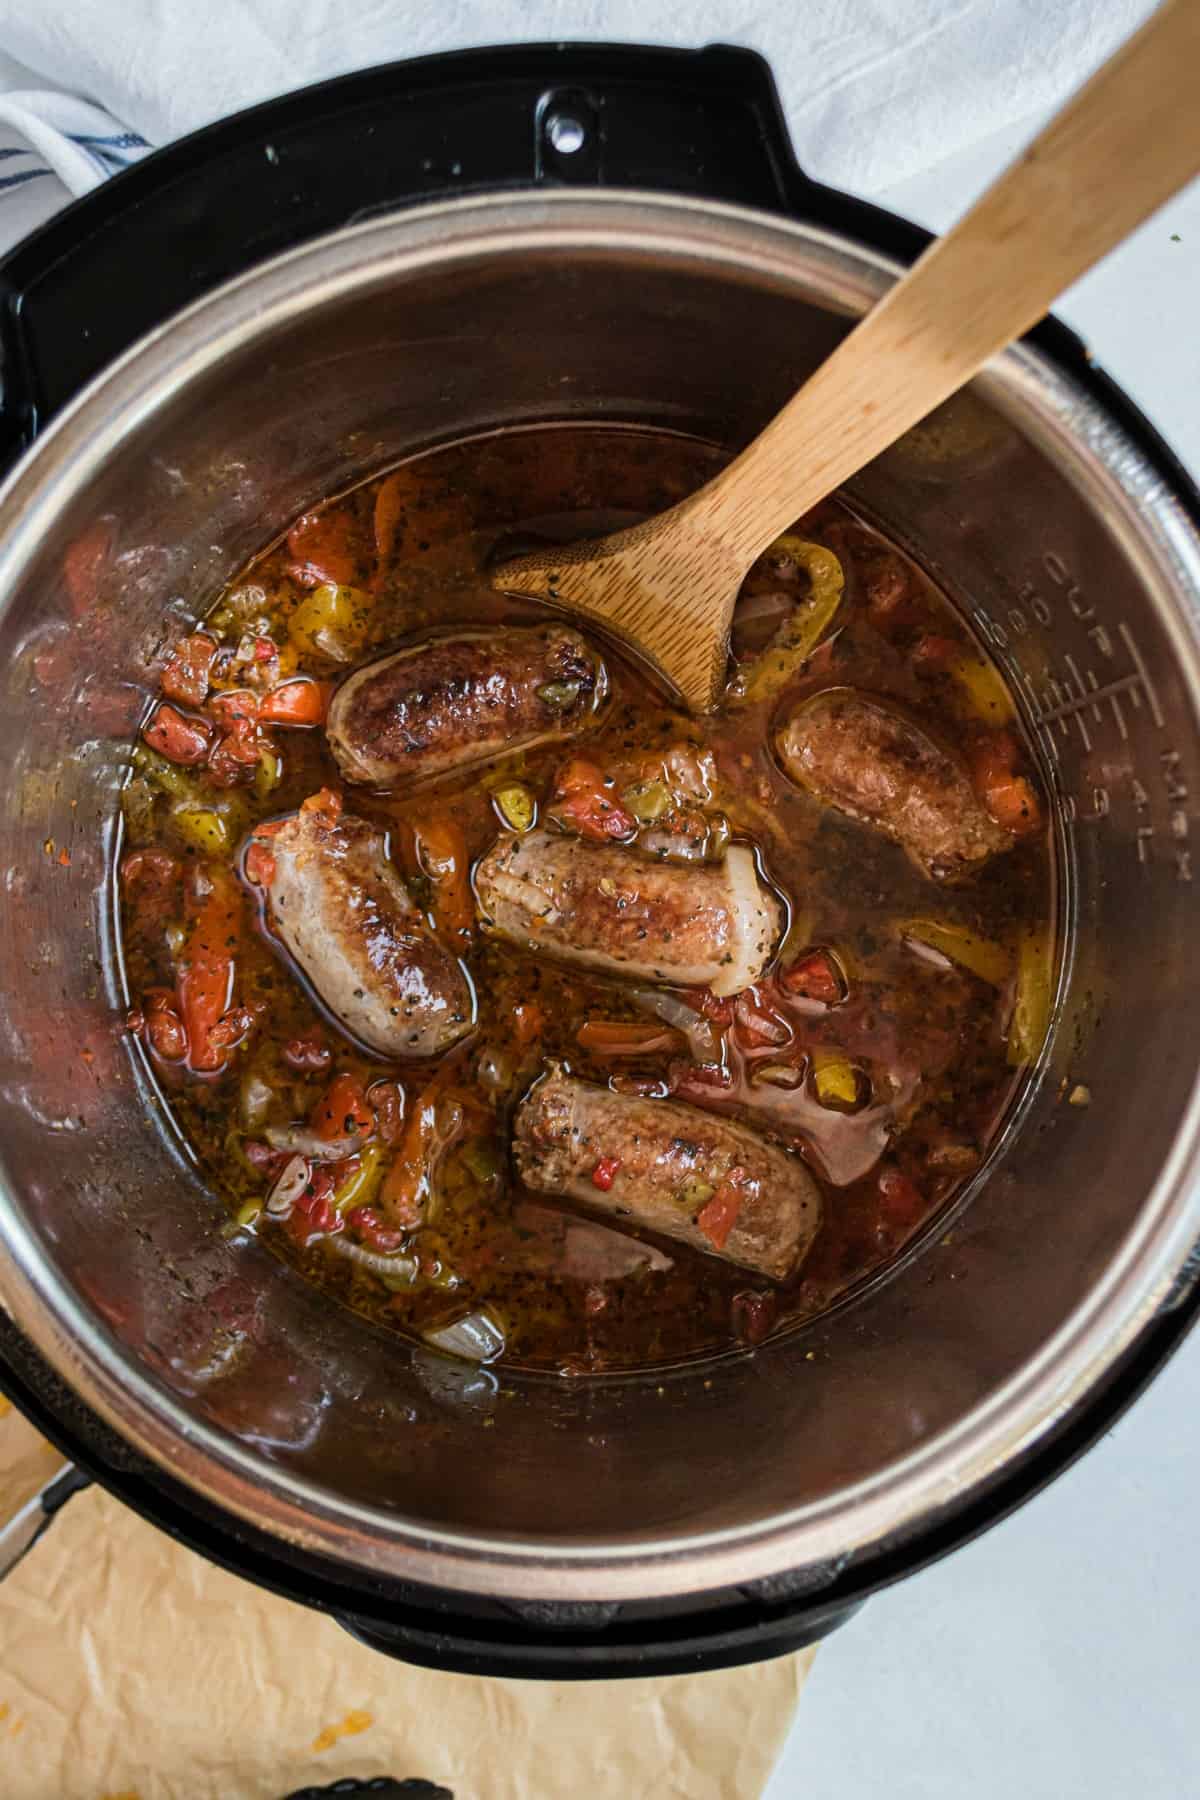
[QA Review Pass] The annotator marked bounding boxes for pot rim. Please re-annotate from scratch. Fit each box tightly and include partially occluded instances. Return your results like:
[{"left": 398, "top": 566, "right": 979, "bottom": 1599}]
[{"left": 1, "top": 188, "right": 1199, "bottom": 1601}]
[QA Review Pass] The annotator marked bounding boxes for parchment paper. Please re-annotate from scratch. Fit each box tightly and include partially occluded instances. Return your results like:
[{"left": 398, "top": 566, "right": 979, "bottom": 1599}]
[{"left": 0, "top": 1404, "right": 810, "bottom": 1799}]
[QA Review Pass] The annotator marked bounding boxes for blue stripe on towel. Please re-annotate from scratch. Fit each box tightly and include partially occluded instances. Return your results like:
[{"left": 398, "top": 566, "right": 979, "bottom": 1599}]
[
  {"left": 69, "top": 131, "right": 149, "bottom": 151},
  {"left": 0, "top": 168, "right": 50, "bottom": 190}
]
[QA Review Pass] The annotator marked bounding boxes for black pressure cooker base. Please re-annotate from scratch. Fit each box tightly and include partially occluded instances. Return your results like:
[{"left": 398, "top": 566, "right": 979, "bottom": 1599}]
[
  {"left": 0, "top": 40, "right": 1198, "bottom": 1680},
  {"left": 2, "top": 1289, "right": 1197, "bottom": 1678}
]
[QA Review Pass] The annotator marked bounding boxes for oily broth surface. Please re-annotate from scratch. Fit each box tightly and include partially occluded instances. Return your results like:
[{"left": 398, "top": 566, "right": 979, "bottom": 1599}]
[{"left": 119, "top": 425, "right": 1055, "bottom": 1372}]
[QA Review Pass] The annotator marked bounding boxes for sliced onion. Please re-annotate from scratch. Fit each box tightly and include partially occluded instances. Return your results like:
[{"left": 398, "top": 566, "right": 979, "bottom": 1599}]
[
  {"left": 423, "top": 1309, "right": 506, "bottom": 1364},
  {"left": 332, "top": 1238, "right": 419, "bottom": 1284},
  {"left": 265, "top": 1125, "right": 366, "bottom": 1161},
  {"left": 637, "top": 827, "right": 710, "bottom": 864},
  {"left": 265, "top": 1154, "right": 311, "bottom": 1215},
  {"left": 630, "top": 989, "right": 719, "bottom": 1062},
  {"left": 901, "top": 935, "right": 956, "bottom": 974},
  {"left": 664, "top": 744, "right": 715, "bottom": 802},
  {"left": 239, "top": 1073, "right": 274, "bottom": 1130},
  {"left": 731, "top": 590, "right": 794, "bottom": 629}
]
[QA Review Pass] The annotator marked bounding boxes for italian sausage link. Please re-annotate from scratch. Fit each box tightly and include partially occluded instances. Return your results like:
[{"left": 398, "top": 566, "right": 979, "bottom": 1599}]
[
  {"left": 776, "top": 688, "right": 1013, "bottom": 879},
  {"left": 474, "top": 829, "right": 781, "bottom": 996},
  {"left": 249, "top": 798, "right": 474, "bottom": 1059},
  {"left": 513, "top": 1066, "right": 822, "bottom": 1280},
  {"left": 326, "top": 625, "right": 606, "bottom": 787}
]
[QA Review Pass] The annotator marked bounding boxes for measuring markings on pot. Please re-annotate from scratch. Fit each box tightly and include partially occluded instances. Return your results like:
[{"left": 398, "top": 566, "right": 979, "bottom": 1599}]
[{"left": 970, "top": 549, "right": 1191, "bottom": 883}]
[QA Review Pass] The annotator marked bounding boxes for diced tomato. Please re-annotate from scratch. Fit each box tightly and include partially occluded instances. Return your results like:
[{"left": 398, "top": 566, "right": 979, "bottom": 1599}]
[
  {"left": 591, "top": 1155, "right": 621, "bottom": 1191},
  {"left": 207, "top": 733, "right": 262, "bottom": 785},
  {"left": 286, "top": 508, "right": 361, "bottom": 588},
  {"left": 300, "top": 787, "right": 343, "bottom": 827},
  {"left": 120, "top": 848, "right": 182, "bottom": 926},
  {"left": 683, "top": 987, "right": 736, "bottom": 1027},
  {"left": 911, "top": 632, "right": 959, "bottom": 671},
  {"left": 969, "top": 732, "right": 1042, "bottom": 837},
  {"left": 285, "top": 1166, "right": 344, "bottom": 1244},
  {"left": 253, "top": 636, "right": 277, "bottom": 663},
  {"left": 209, "top": 689, "right": 259, "bottom": 729},
  {"left": 669, "top": 1060, "right": 734, "bottom": 1106},
  {"left": 562, "top": 789, "right": 637, "bottom": 841},
  {"left": 512, "top": 1000, "right": 545, "bottom": 1046},
  {"left": 983, "top": 768, "right": 1042, "bottom": 834},
  {"left": 207, "top": 1005, "right": 260, "bottom": 1054},
  {"left": 367, "top": 1079, "right": 405, "bottom": 1144},
  {"left": 258, "top": 679, "right": 332, "bottom": 727},
  {"left": 733, "top": 989, "right": 792, "bottom": 1050},
  {"left": 63, "top": 519, "right": 116, "bottom": 617},
  {"left": 176, "top": 876, "right": 241, "bottom": 1073},
  {"left": 206, "top": 689, "right": 263, "bottom": 787},
  {"left": 136, "top": 989, "right": 188, "bottom": 1063},
  {"left": 160, "top": 633, "right": 218, "bottom": 707},
  {"left": 283, "top": 1031, "right": 332, "bottom": 1074},
  {"left": 143, "top": 703, "right": 212, "bottom": 766},
  {"left": 311, "top": 1072, "right": 375, "bottom": 1142},
  {"left": 554, "top": 758, "right": 636, "bottom": 842},
  {"left": 696, "top": 1171, "right": 744, "bottom": 1249},
  {"left": 731, "top": 1288, "right": 777, "bottom": 1345},
  {"left": 242, "top": 1139, "right": 291, "bottom": 1179},
  {"left": 347, "top": 1205, "right": 404, "bottom": 1254},
  {"left": 877, "top": 1164, "right": 925, "bottom": 1228},
  {"left": 243, "top": 841, "right": 276, "bottom": 888},
  {"left": 862, "top": 554, "right": 913, "bottom": 622},
  {"left": 779, "top": 949, "right": 845, "bottom": 1006}
]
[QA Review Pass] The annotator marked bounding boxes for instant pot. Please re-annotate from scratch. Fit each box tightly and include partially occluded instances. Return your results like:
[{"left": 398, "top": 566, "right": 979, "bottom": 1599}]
[{"left": 0, "top": 42, "right": 1197, "bottom": 1677}]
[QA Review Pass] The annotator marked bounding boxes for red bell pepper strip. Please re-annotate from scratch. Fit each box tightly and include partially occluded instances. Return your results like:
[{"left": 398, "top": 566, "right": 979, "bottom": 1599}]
[{"left": 176, "top": 876, "right": 241, "bottom": 1073}]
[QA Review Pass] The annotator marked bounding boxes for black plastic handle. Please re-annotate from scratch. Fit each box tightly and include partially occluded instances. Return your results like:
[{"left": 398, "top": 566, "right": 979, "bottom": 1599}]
[
  {"left": 0, "top": 42, "right": 822, "bottom": 454},
  {"left": 283, "top": 1782, "right": 452, "bottom": 1800}
]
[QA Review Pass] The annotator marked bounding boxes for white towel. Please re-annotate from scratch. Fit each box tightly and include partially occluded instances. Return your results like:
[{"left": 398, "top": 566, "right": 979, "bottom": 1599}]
[{"left": 0, "top": 0, "right": 1159, "bottom": 253}]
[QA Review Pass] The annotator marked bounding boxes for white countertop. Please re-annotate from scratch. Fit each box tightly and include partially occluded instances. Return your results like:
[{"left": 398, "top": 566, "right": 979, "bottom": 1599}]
[{"left": 768, "top": 125, "right": 1200, "bottom": 1800}]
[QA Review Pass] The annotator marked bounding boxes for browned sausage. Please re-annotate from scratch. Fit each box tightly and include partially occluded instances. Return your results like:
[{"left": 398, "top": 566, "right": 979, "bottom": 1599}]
[
  {"left": 513, "top": 1065, "right": 822, "bottom": 1280},
  {"left": 775, "top": 688, "right": 1012, "bottom": 878},
  {"left": 250, "top": 796, "right": 474, "bottom": 1058},
  {"left": 326, "top": 625, "right": 606, "bottom": 787},
  {"left": 474, "top": 829, "right": 782, "bottom": 995}
]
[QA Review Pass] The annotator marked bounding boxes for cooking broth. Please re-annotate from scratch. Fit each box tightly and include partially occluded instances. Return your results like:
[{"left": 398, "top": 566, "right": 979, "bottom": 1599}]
[{"left": 118, "top": 425, "right": 1056, "bottom": 1372}]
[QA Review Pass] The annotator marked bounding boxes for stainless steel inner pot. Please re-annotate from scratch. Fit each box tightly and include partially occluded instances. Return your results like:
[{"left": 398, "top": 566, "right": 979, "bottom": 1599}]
[{"left": 0, "top": 190, "right": 1198, "bottom": 1605}]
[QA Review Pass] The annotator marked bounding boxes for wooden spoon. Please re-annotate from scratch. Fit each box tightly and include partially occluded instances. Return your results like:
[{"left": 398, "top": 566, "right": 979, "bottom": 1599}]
[{"left": 494, "top": 0, "right": 1200, "bottom": 711}]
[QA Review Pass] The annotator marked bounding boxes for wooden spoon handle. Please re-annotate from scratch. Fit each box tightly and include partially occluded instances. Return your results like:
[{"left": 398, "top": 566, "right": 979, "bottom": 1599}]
[{"left": 697, "top": 0, "right": 1200, "bottom": 566}]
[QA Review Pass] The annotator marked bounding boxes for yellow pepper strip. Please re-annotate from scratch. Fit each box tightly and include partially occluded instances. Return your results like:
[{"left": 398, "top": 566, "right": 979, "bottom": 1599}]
[
  {"left": 945, "top": 652, "right": 1014, "bottom": 724},
  {"left": 333, "top": 1141, "right": 387, "bottom": 1213},
  {"left": 133, "top": 742, "right": 194, "bottom": 799},
  {"left": 288, "top": 582, "right": 368, "bottom": 662},
  {"left": 730, "top": 537, "right": 845, "bottom": 706},
  {"left": 1009, "top": 925, "right": 1054, "bottom": 1067},
  {"left": 254, "top": 744, "right": 283, "bottom": 798},
  {"left": 901, "top": 918, "right": 1012, "bottom": 987},
  {"left": 171, "top": 803, "right": 231, "bottom": 856},
  {"left": 493, "top": 782, "right": 536, "bottom": 832},
  {"left": 811, "top": 1050, "right": 862, "bottom": 1110}
]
